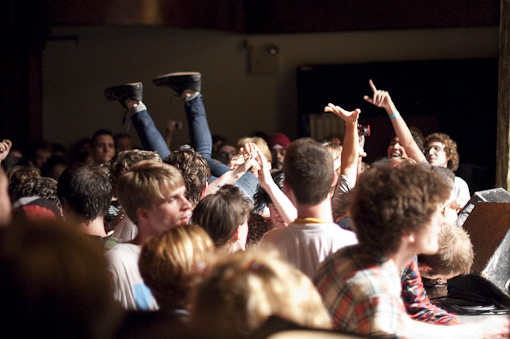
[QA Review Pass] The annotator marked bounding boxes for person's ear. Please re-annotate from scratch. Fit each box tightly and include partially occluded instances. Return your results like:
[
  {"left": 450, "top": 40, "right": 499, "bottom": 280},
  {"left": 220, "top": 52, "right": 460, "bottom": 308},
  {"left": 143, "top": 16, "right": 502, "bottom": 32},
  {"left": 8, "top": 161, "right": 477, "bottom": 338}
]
[
  {"left": 419, "top": 264, "right": 433, "bottom": 273},
  {"left": 331, "top": 170, "right": 339, "bottom": 188},
  {"left": 137, "top": 207, "right": 149, "bottom": 223}
]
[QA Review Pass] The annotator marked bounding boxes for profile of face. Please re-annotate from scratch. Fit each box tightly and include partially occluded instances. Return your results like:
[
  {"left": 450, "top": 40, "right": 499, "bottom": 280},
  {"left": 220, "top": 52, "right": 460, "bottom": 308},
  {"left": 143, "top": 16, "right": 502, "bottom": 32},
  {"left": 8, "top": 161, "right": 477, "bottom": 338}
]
[
  {"left": 33, "top": 149, "right": 52, "bottom": 169},
  {"left": 236, "top": 220, "right": 249, "bottom": 251},
  {"left": 267, "top": 203, "right": 287, "bottom": 229},
  {"left": 271, "top": 147, "right": 286, "bottom": 171},
  {"left": 387, "top": 137, "right": 408, "bottom": 160},
  {"left": 412, "top": 206, "right": 445, "bottom": 256},
  {"left": 143, "top": 185, "right": 193, "bottom": 236},
  {"left": 425, "top": 141, "right": 449, "bottom": 168},
  {"left": 91, "top": 134, "right": 115, "bottom": 164}
]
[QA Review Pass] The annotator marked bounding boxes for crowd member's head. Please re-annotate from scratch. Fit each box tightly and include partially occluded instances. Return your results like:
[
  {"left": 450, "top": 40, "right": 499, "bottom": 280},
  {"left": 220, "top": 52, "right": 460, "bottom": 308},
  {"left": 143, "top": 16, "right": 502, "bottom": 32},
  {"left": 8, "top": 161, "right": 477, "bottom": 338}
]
[
  {"left": 109, "top": 149, "right": 161, "bottom": 197},
  {"left": 7, "top": 165, "right": 41, "bottom": 201},
  {"left": 163, "top": 149, "right": 210, "bottom": 208},
  {"left": 268, "top": 132, "right": 291, "bottom": 171},
  {"left": 40, "top": 155, "right": 68, "bottom": 181},
  {"left": 350, "top": 163, "right": 450, "bottom": 258},
  {"left": 0, "top": 219, "right": 119, "bottom": 338},
  {"left": 254, "top": 171, "right": 287, "bottom": 229},
  {"left": 114, "top": 133, "right": 134, "bottom": 154},
  {"left": 424, "top": 132, "right": 459, "bottom": 171},
  {"left": 116, "top": 161, "right": 192, "bottom": 241},
  {"left": 283, "top": 138, "right": 334, "bottom": 206},
  {"left": 139, "top": 224, "right": 214, "bottom": 311},
  {"left": 57, "top": 164, "right": 111, "bottom": 232},
  {"left": 189, "top": 250, "right": 332, "bottom": 338},
  {"left": 387, "top": 130, "right": 424, "bottom": 160},
  {"left": 323, "top": 141, "right": 342, "bottom": 179},
  {"left": 91, "top": 129, "right": 115, "bottom": 164},
  {"left": 12, "top": 177, "right": 61, "bottom": 213},
  {"left": 192, "top": 185, "right": 252, "bottom": 253},
  {"left": 215, "top": 143, "right": 237, "bottom": 165},
  {"left": 0, "top": 167, "right": 11, "bottom": 226},
  {"left": 27, "top": 140, "right": 52, "bottom": 169},
  {"left": 238, "top": 136, "right": 272, "bottom": 167},
  {"left": 418, "top": 222, "right": 473, "bottom": 281}
]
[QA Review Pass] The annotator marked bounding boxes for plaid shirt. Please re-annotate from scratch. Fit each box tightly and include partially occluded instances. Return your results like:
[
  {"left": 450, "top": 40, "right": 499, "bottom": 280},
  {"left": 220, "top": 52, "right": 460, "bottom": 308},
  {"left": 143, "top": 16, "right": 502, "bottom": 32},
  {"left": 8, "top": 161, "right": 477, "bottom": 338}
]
[
  {"left": 401, "top": 257, "right": 462, "bottom": 325},
  {"left": 314, "top": 245, "right": 406, "bottom": 338}
]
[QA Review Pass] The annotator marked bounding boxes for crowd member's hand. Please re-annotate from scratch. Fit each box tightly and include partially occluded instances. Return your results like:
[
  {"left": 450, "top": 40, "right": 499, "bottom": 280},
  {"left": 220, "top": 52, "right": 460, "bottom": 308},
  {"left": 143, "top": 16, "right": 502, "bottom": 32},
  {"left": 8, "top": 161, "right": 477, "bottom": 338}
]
[
  {"left": 363, "top": 79, "right": 396, "bottom": 111},
  {"left": 324, "top": 103, "right": 361, "bottom": 124},
  {"left": 0, "top": 139, "right": 12, "bottom": 163}
]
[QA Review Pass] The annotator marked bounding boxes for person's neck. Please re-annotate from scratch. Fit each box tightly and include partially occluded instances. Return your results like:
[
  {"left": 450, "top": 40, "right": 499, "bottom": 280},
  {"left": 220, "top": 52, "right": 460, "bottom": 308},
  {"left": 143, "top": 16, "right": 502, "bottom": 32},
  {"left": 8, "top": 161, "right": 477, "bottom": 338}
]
[
  {"left": 295, "top": 196, "right": 334, "bottom": 224},
  {"left": 77, "top": 217, "right": 107, "bottom": 237},
  {"left": 389, "top": 246, "right": 416, "bottom": 272}
]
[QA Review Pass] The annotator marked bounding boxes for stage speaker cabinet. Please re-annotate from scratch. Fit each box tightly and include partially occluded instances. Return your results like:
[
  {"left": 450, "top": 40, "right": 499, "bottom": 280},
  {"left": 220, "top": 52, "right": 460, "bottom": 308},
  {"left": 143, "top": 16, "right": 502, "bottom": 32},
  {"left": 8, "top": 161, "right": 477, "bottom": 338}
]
[{"left": 460, "top": 201, "right": 510, "bottom": 302}]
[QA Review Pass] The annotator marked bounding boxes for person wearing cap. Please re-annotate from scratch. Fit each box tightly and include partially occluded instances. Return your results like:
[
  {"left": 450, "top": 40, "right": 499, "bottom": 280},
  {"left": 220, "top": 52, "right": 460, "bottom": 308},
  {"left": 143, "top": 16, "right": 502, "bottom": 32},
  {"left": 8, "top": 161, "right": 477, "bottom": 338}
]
[{"left": 268, "top": 132, "right": 291, "bottom": 171}]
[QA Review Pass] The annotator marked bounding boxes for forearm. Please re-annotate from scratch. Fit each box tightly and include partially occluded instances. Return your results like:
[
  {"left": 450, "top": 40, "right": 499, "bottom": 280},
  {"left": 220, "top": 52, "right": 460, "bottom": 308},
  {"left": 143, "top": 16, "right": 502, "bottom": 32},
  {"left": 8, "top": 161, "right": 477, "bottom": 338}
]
[
  {"left": 385, "top": 105, "right": 426, "bottom": 163},
  {"left": 340, "top": 119, "right": 359, "bottom": 183},
  {"left": 260, "top": 180, "right": 297, "bottom": 224}
]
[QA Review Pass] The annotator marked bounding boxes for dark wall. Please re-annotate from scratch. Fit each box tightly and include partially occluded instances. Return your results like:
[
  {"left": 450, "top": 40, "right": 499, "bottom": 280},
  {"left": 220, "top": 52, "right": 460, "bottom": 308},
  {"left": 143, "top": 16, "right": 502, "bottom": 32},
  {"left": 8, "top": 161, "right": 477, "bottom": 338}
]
[{"left": 297, "top": 58, "right": 498, "bottom": 192}]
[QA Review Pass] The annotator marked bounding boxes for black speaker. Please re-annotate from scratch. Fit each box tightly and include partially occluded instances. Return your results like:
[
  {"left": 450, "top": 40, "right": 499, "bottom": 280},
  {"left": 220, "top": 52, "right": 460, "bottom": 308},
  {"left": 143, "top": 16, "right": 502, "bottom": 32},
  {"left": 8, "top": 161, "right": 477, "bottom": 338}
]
[
  {"left": 457, "top": 187, "right": 510, "bottom": 227},
  {"left": 455, "top": 203, "right": 510, "bottom": 305}
]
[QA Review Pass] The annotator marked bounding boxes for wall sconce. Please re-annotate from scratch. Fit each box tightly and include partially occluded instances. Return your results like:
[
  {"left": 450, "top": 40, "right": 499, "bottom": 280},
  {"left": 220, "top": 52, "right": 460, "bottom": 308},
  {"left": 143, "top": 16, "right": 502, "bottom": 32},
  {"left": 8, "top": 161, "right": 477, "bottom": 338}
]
[{"left": 246, "top": 42, "right": 280, "bottom": 75}]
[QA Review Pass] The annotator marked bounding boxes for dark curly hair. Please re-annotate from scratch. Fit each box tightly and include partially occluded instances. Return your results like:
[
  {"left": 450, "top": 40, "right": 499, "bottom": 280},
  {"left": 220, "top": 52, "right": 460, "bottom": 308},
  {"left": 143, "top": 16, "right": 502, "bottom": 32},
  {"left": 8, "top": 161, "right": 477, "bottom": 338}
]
[{"left": 424, "top": 133, "right": 460, "bottom": 171}]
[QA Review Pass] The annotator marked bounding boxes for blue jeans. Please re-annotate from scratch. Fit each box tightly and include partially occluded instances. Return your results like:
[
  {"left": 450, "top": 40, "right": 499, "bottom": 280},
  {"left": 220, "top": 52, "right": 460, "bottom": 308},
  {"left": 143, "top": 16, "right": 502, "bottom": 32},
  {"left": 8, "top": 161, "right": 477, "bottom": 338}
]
[{"left": 130, "top": 96, "right": 259, "bottom": 199}]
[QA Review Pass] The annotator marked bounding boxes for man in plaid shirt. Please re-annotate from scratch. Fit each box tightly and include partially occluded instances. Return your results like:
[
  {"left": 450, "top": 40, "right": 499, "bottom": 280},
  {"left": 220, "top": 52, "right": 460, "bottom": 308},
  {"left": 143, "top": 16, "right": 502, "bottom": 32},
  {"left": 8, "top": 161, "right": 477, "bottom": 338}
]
[{"left": 314, "top": 163, "right": 509, "bottom": 338}]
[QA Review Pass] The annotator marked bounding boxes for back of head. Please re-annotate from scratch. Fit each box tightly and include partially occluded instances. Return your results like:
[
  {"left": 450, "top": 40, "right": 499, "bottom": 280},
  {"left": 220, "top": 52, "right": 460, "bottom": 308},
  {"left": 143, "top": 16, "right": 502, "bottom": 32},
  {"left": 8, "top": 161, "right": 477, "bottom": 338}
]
[
  {"left": 7, "top": 165, "right": 40, "bottom": 199},
  {"left": 191, "top": 185, "right": 253, "bottom": 248},
  {"left": 0, "top": 219, "right": 119, "bottom": 338},
  {"left": 116, "top": 160, "right": 183, "bottom": 225},
  {"left": 139, "top": 224, "right": 214, "bottom": 310},
  {"left": 418, "top": 222, "right": 473, "bottom": 276},
  {"left": 163, "top": 149, "right": 210, "bottom": 208},
  {"left": 283, "top": 138, "right": 334, "bottom": 205},
  {"left": 109, "top": 149, "right": 161, "bottom": 197},
  {"left": 350, "top": 163, "right": 450, "bottom": 258},
  {"left": 425, "top": 132, "right": 460, "bottom": 171},
  {"left": 57, "top": 163, "right": 112, "bottom": 222},
  {"left": 189, "top": 250, "right": 331, "bottom": 338},
  {"left": 12, "top": 176, "right": 61, "bottom": 212}
]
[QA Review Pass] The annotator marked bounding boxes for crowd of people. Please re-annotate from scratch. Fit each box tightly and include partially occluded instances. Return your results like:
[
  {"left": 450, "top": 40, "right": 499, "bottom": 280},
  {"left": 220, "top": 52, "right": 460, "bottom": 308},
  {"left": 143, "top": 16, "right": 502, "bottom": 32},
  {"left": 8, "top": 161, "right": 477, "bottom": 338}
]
[{"left": 0, "top": 73, "right": 508, "bottom": 338}]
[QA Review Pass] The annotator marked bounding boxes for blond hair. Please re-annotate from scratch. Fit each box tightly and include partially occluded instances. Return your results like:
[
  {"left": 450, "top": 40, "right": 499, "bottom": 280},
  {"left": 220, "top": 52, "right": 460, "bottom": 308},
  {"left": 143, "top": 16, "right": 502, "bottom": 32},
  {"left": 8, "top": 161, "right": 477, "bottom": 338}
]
[
  {"left": 190, "top": 250, "right": 332, "bottom": 337},
  {"left": 419, "top": 222, "right": 474, "bottom": 276},
  {"left": 116, "top": 160, "right": 183, "bottom": 225},
  {"left": 139, "top": 224, "right": 214, "bottom": 310},
  {"left": 238, "top": 136, "right": 272, "bottom": 164}
]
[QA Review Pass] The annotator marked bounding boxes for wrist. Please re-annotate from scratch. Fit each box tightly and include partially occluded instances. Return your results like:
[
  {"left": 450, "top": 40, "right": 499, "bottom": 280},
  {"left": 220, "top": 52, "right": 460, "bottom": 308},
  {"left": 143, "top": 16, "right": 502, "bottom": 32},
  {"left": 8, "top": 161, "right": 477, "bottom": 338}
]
[{"left": 389, "top": 111, "right": 400, "bottom": 120}]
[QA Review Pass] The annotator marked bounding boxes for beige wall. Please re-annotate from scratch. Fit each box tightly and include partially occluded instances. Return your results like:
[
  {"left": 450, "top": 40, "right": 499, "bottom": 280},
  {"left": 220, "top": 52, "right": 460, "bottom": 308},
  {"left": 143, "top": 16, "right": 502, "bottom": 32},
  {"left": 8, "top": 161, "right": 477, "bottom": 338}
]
[{"left": 43, "top": 26, "right": 498, "bottom": 150}]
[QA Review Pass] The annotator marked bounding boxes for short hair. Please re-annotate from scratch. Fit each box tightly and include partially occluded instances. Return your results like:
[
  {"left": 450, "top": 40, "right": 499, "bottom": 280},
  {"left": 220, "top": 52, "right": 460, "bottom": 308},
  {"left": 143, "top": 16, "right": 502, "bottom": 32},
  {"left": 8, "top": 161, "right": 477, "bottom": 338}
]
[
  {"left": 430, "top": 166, "right": 455, "bottom": 190},
  {"left": 425, "top": 132, "right": 460, "bottom": 171},
  {"left": 191, "top": 185, "right": 253, "bottom": 248},
  {"left": 350, "top": 163, "right": 450, "bottom": 258},
  {"left": 189, "top": 250, "right": 332, "bottom": 337},
  {"left": 116, "top": 161, "right": 184, "bottom": 225},
  {"left": 0, "top": 219, "right": 118, "bottom": 338},
  {"left": 109, "top": 149, "right": 161, "bottom": 196},
  {"left": 238, "top": 136, "right": 272, "bottom": 165},
  {"left": 418, "top": 222, "right": 473, "bottom": 276},
  {"left": 139, "top": 224, "right": 214, "bottom": 310},
  {"left": 91, "top": 129, "right": 113, "bottom": 146},
  {"left": 12, "top": 177, "right": 62, "bottom": 212},
  {"left": 163, "top": 149, "right": 210, "bottom": 208},
  {"left": 7, "top": 165, "right": 41, "bottom": 199},
  {"left": 283, "top": 138, "right": 334, "bottom": 205},
  {"left": 57, "top": 163, "right": 112, "bottom": 222},
  {"left": 253, "top": 171, "right": 284, "bottom": 211}
]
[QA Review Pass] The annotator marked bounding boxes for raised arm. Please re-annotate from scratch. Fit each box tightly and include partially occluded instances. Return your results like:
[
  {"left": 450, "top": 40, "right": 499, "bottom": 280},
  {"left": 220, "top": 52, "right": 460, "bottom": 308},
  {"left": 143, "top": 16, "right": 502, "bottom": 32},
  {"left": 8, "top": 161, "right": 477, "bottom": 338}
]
[
  {"left": 363, "top": 80, "right": 426, "bottom": 163},
  {"left": 324, "top": 104, "right": 360, "bottom": 184}
]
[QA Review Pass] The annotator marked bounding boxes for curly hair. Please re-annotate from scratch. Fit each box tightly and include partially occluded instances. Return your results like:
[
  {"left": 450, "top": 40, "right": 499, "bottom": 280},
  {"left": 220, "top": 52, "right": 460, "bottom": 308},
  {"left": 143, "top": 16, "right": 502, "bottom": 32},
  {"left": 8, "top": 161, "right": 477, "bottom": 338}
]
[
  {"left": 12, "top": 177, "right": 61, "bottom": 211},
  {"left": 349, "top": 162, "right": 450, "bottom": 258},
  {"left": 163, "top": 149, "right": 210, "bottom": 208},
  {"left": 424, "top": 133, "right": 460, "bottom": 171}
]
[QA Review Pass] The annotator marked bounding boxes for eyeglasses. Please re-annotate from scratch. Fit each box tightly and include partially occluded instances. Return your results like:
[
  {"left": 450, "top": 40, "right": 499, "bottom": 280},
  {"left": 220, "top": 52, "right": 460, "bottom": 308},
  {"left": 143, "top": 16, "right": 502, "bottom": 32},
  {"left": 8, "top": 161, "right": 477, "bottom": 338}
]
[{"left": 425, "top": 145, "right": 445, "bottom": 153}]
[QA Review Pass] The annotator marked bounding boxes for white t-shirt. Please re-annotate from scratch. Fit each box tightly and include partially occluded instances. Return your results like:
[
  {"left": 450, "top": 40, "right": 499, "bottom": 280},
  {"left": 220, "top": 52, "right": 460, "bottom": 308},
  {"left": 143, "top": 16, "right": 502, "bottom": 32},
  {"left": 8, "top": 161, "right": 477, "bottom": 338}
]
[
  {"left": 112, "top": 217, "right": 138, "bottom": 242},
  {"left": 106, "top": 243, "right": 158, "bottom": 311},
  {"left": 260, "top": 221, "right": 358, "bottom": 279},
  {"left": 452, "top": 176, "right": 470, "bottom": 204}
]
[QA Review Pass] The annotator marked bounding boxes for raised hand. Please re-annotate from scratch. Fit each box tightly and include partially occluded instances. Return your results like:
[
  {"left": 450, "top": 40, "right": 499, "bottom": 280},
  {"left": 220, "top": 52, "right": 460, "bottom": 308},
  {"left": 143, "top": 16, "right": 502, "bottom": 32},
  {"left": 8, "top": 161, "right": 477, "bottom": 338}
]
[
  {"left": 363, "top": 79, "right": 395, "bottom": 111},
  {"left": 324, "top": 103, "right": 361, "bottom": 124},
  {"left": 0, "top": 139, "right": 12, "bottom": 163}
]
